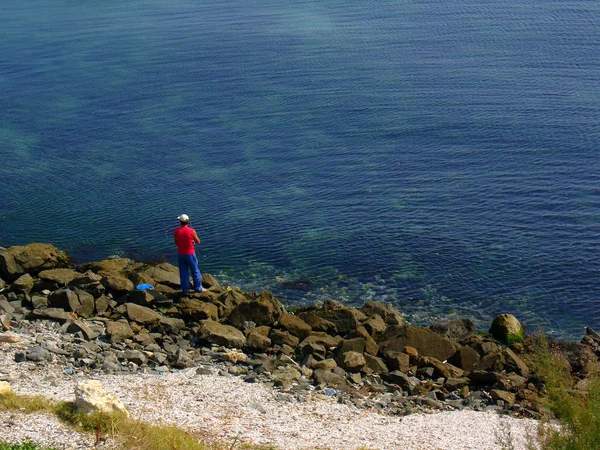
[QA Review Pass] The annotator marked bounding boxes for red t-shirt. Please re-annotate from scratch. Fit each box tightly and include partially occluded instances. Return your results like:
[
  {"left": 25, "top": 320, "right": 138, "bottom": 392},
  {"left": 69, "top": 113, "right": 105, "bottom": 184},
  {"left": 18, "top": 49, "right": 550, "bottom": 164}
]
[{"left": 174, "top": 225, "right": 197, "bottom": 255}]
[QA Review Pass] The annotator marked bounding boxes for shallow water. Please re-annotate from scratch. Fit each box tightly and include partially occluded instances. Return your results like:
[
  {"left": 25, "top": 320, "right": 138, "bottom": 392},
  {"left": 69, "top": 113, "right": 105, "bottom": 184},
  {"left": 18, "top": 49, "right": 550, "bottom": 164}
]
[{"left": 1, "top": 0, "right": 599, "bottom": 339}]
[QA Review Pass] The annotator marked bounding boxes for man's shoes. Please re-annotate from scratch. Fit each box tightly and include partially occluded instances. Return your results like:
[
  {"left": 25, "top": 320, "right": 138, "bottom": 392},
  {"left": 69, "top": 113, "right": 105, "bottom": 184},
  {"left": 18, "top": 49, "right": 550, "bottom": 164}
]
[{"left": 194, "top": 289, "right": 203, "bottom": 293}]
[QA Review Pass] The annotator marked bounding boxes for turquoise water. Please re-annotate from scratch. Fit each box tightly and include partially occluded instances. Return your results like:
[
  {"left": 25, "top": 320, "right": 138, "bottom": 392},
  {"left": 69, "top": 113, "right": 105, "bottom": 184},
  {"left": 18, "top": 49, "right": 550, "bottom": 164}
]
[{"left": 1, "top": 0, "right": 599, "bottom": 339}]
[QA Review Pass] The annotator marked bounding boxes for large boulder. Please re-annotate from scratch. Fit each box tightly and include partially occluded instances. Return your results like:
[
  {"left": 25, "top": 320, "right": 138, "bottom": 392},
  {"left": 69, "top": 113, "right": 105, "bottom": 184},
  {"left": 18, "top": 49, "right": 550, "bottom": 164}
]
[
  {"left": 489, "top": 314, "right": 524, "bottom": 345},
  {"left": 38, "top": 268, "right": 84, "bottom": 286},
  {"left": 361, "top": 301, "right": 405, "bottom": 326},
  {"left": 379, "top": 325, "right": 461, "bottom": 362},
  {"left": 297, "top": 311, "right": 337, "bottom": 334},
  {"left": 47, "top": 288, "right": 95, "bottom": 318},
  {"left": 178, "top": 299, "right": 219, "bottom": 321},
  {"left": 106, "top": 320, "right": 134, "bottom": 343},
  {"left": 100, "top": 272, "right": 134, "bottom": 296},
  {"left": 82, "top": 257, "right": 134, "bottom": 276},
  {"left": 448, "top": 346, "right": 481, "bottom": 372},
  {"left": 143, "top": 263, "right": 180, "bottom": 288},
  {"left": 428, "top": 318, "right": 476, "bottom": 340},
  {"left": 197, "top": 319, "right": 246, "bottom": 348},
  {"left": 0, "top": 243, "right": 72, "bottom": 281},
  {"left": 317, "top": 300, "right": 364, "bottom": 336},
  {"left": 74, "top": 381, "right": 128, "bottom": 416},
  {"left": 11, "top": 273, "right": 35, "bottom": 294},
  {"left": 278, "top": 313, "right": 312, "bottom": 339},
  {"left": 126, "top": 303, "right": 162, "bottom": 325},
  {"left": 227, "top": 291, "right": 284, "bottom": 328}
]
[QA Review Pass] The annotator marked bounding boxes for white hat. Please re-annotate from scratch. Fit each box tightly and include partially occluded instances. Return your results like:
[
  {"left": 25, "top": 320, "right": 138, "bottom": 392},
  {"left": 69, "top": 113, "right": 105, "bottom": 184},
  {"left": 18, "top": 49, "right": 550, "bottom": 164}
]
[{"left": 177, "top": 214, "right": 190, "bottom": 223}]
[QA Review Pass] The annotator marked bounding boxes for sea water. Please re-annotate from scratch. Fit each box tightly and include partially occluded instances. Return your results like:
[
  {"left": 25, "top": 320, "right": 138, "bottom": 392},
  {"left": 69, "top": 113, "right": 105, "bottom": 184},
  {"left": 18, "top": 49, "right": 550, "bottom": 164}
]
[{"left": 1, "top": 0, "right": 599, "bottom": 339}]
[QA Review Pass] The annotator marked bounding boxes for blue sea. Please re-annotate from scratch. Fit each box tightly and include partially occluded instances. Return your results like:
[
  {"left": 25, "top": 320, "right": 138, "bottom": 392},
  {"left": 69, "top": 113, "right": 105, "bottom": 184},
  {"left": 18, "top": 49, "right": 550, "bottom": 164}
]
[{"left": 1, "top": 0, "right": 599, "bottom": 339}]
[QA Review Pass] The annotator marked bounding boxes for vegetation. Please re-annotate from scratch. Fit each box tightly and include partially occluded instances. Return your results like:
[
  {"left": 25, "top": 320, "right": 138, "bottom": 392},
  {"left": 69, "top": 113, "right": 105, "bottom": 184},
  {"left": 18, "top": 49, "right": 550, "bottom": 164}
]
[
  {"left": 533, "top": 334, "right": 600, "bottom": 450},
  {"left": 0, "top": 439, "right": 59, "bottom": 450}
]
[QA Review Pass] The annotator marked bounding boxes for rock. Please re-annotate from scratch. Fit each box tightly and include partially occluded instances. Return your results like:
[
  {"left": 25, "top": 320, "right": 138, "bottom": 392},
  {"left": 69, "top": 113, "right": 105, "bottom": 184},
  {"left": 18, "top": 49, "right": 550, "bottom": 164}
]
[
  {"left": 0, "top": 243, "right": 72, "bottom": 281},
  {"left": 383, "top": 371, "right": 420, "bottom": 395},
  {"left": 0, "top": 381, "right": 11, "bottom": 394},
  {"left": 312, "top": 369, "right": 347, "bottom": 388},
  {"left": 174, "top": 349, "right": 194, "bottom": 368},
  {"left": 124, "top": 349, "right": 148, "bottom": 366},
  {"left": 337, "top": 337, "right": 366, "bottom": 355},
  {"left": 221, "top": 351, "right": 247, "bottom": 364},
  {"left": 297, "top": 311, "right": 337, "bottom": 334},
  {"left": 26, "top": 345, "right": 52, "bottom": 362},
  {"left": 355, "top": 326, "right": 379, "bottom": 355},
  {"left": 66, "top": 320, "right": 99, "bottom": 341},
  {"left": 496, "top": 373, "right": 528, "bottom": 391},
  {"left": 126, "top": 303, "right": 161, "bottom": 325},
  {"left": 74, "top": 380, "right": 129, "bottom": 416},
  {"left": 364, "top": 354, "right": 389, "bottom": 374},
  {"left": 178, "top": 299, "right": 219, "bottom": 321},
  {"left": 68, "top": 271, "right": 105, "bottom": 297},
  {"left": 269, "top": 329, "right": 300, "bottom": 348},
  {"left": 448, "top": 346, "right": 480, "bottom": 372},
  {"left": 0, "top": 333, "right": 20, "bottom": 343},
  {"left": 83, "top": 258, "right": 133, "bottom": 275},
  {"left": 38, "top": 268, "right": 84, "bottom": 286},
  {"left": 271, "top": 365, "right": 302, "bottom": 388},
  {"left": 384, "top": 351, "right": 411, "bottom": 372},
  {"left": 106, "top": 320, "right": 134, "bottom": 343},
  {"left": 319, "top": 301, "right": 362, "bottom": 335},
  {"left": 503, "top": 348, "right": 530, "bottom": 377},
  {"left": 361, "top": 301, "right": 405, "bottom": 326},
  {"left": 490, "top": 389, "right": 515, "bottom": 407},
  {"left": 100, "top": 273, "right": 134, "bottom": 296},
  {"left": 468, "top": 370, "right": 501, "bottom": 385},
  {"left": 339, "top": 351, "right": 366, "bottom": 372},
  {"left": 201, "top": 273, "right": 220, "bottom": 290},
  {"left": 198, "top": 319, "right": 246, "bottom": 348},
  {"left": 489, "top": 314, "right": 524, "bottom": 345},
  {"left": 0, "top": 315, "right": 11, "bottom": 331},
  {"left": 379, "top": 325, "right": 461, "bottom": 362},
  {"left": 278, "top": 313, "right": 312, "bottom": 339},
  {"left": 143, "top": 263, "right": 180, "bottom": 288},
  {"left": 27, "top": 308, "right": 71, "bottom": 323},
  {"left": 313, "top": 358, "right": 338, "bottom": 371},
  {"left": 246, "top": 331, "right": 272, "bottom": 352},
  {"left": 444, "top": 377, "right": 469, "bottom": 391},
  {"left": 158, "top": 316, "right": 186, "bottom": 334},
  {"left": 0, "top": 298, "right": 15, "bottom": 314},
  {"left": 228, "top": 291, "right": 284, "bottom": 328},
  {"left": 129, "top": 290, "right": 155, "bottom": 306},
  {"left": 418, "top": 356, "right": 464, "bottom": 379},
  {"left": 362, "top": 314, "right": 387, "bottom": 336},
  {"left": 428, "top": 318, "right": 476, "bottom": 340},
  {"left": 473, "top": 351, "right": 505, "bottom": 373},
  {"left": 95, "top": 295, "right": 111, "bottom": 315},
  {"left": 31, "top": 295, "right": 48, "bottom": 309},
  {"left": 11, "top": 273, "right": 35, "bottom": 294}
]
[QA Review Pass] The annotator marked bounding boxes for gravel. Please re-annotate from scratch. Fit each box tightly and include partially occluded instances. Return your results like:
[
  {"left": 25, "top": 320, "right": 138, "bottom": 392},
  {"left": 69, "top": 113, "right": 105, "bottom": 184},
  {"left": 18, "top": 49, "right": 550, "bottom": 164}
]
[{"left": 0, "top": 328, "right": 541, "bottom": 450}]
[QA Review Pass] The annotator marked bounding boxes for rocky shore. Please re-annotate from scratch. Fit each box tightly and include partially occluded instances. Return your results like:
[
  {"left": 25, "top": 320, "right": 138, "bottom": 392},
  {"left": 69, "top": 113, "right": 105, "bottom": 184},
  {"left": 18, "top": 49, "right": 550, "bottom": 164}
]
[{"left": 1, "top": 242, "right": 599, "bottom": 448}]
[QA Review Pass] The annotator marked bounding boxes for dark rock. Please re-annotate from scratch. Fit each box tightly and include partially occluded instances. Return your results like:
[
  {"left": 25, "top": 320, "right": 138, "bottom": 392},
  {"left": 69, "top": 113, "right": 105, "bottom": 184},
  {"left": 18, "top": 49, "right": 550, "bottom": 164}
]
[
  {"left": 490, "top": 389, "right": 515, "bottom": 407},
  {"left": 337, "top": 337, "right": 366, "bottom": 355},
  {"left": 312, "top": 369, "right": 347, "bottom": 388},
  {"left": 379, "top": 325, "right": 461, "bottom": 362},
  {"left": 382, "top": 371, "right": 420, "bottom": 395},
  {"left": 197, "top": 319, "right": 246, "bottom": 348},
  {"left": 444, "top": 377, "right": 469, "bottom": 391},
  {"left": 67, "top": 320, "right": 99, "bottom": 340},
  {"left": 201, "top": 273, "right": 220, "bottom": 290},
  {"left": 278, "top": 313, "right": 312, "bottom": 339},
  {"left": 297, "top": 311, "right": 337, "bottom": 334},
  {"left": 364, "top": 354, "right": 389, "bottom": 374},
  {"left": 269, "top": 329, "right": 300, "bottom": 348},
  {"left": 319, "top": 301, "right": 363, "bottom": 336},
  {"left": 362, "top": 314, "right": 387, "bottom": 336},
  {"left": 106, "top": 320, "right": 134, "bottom": 343},
  {"left": 448, "top": 346, "right": 481, "bottom": 372},
  {"left": 126, "top": 303, "right": 161, "bottom": 325},
  {"left": 503, "top": 348, "right": 530, "bottom": 377},
  {"left": 384, "top": 351, "right": 411, "bottom": 373},
  {"left": 428, "top": 318, "right": 476, "bottom": 340},
  {"left": 129, "top": 290, "right": 155, "bottom": 306},
  {"left": 228, "top": 291, "right": 284, "bottom": 328},
  {"left": 361, "top": 301, "right": 405, "bottom": 326},
  {"left": 143, "top": 263, "right": 180, "bottom": 288},
  {"left": 178, "top": 299, "right": 219, "bottom": 322},
  {"left": 124, "top": 349, "right": 147, "bottom": 365},
  {"left": 100, "top": 273, "right": 134, "bottom": 296},
  {"left": 418, "top": 356, "right": 464, "bottom": 379},
  {"left": 468, "top": 370, "right": 501, "bottom": 385},
  {"left": 12, "top": 273, "right": 35, "bottom": 294},
  {"left": 0, "top": 243, "right": 72, "bottom": 281},
  {"left": 27, "top": 308, "right": 71, "bottom": 323},
  {"left": 174, "top": 349, "right": 193, "bottom": 368},
  {"left": 473, "top": 351, "right": 505, "bottom": 373}
]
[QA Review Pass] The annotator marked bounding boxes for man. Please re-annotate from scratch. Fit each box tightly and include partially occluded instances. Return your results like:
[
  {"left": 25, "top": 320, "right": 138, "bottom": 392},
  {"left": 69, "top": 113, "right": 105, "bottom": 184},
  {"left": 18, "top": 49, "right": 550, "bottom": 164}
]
[{"left": 174, "top": 214, "right": 203, "bottom": 293}]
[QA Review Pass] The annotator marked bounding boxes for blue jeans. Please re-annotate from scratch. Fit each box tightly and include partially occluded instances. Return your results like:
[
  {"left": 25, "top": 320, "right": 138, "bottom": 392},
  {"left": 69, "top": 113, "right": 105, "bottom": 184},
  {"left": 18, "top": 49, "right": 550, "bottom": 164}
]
[{"left": 177, "top": 254, "right": 202, "bottom": 292}]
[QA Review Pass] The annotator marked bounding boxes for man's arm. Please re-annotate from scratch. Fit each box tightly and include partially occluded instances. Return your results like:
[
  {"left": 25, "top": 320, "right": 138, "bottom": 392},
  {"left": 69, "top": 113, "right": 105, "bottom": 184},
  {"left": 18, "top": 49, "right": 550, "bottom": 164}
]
[{"left": 193, "top": 231, "right": 200, "bottom": 244}]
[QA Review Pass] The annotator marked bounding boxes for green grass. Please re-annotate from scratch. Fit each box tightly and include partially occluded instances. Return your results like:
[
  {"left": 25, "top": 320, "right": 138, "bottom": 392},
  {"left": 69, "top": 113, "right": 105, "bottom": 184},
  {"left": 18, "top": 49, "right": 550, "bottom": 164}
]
[
  {"left": 533, "top": 334, "right": 600, "bottom": 450},
  {"left": 0, "top": 439, "right": 58, "bottom": 450}
]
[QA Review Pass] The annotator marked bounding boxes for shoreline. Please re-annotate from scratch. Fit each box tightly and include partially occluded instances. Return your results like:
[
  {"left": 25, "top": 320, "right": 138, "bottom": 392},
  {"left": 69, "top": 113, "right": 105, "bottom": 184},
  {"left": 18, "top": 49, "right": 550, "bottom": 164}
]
[{"left": 1, "top": 242, "right": 598, "bottom": 448}]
